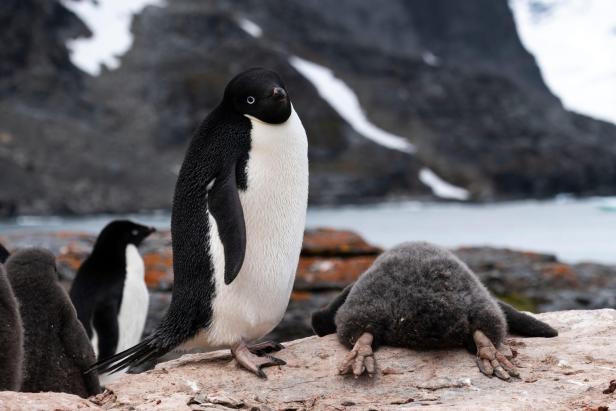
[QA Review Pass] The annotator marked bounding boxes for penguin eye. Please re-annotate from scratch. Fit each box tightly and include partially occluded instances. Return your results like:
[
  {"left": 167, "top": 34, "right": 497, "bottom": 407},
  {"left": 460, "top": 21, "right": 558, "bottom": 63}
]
[
  {"left": 131, "top": 229, "right": 139, "bottom": 236},
  {"left": 246, "top": 96, "right": 255, "bottom": 105}
]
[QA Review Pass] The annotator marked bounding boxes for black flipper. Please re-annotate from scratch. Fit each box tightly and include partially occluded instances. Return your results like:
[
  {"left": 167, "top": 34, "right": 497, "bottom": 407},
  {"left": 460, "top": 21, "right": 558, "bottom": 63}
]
[
  {"left": 208, "top": 163, "right": 246, "bottom": 285},
  {"left": 92, "top": 301, "right": 119, "bottom": 361},
  {"left": 498, "top": 301, "right": 558, "bottom": 338},
  {"left": 311, "top": 283, "right": 355, "bottom": 336}
]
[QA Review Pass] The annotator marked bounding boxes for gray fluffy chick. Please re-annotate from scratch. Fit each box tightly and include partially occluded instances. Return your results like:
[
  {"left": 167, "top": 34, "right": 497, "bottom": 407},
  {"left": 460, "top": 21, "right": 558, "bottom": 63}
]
[
  {"left": 6, "top": 248, "right": 101, "bottom": 397},
  {"left": 312, "top": 242, "right": 557, "bottom": 380},
  {"left": 0, "top": 257, "right": 23, "bottom": 391}
]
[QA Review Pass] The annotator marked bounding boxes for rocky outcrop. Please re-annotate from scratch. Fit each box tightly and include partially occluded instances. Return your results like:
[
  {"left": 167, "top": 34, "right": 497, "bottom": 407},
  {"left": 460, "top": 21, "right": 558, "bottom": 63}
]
[
  {"left": 456, "top": 247, "right": 616, "bottom": 312},
  {"left": 1, "top": 310, "right": 616, "bottom": 410},
  {"left": 2, "top": 228, "right": 616, "bottom": 344},
  {"left": 1, "top": 0, "right": 616, "bottom": 215}
]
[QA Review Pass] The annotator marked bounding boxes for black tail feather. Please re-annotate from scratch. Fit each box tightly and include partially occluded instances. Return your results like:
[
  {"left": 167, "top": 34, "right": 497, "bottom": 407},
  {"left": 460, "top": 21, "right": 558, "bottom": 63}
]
[
  {"left": 86, "top": 338, "right": 162, "bottom": 375},
  {"left": 498, "top": 301, "right": 558, "bottom": 338},
  {"left": 311, "top": 283, "right": 354, "bottom": 336}
]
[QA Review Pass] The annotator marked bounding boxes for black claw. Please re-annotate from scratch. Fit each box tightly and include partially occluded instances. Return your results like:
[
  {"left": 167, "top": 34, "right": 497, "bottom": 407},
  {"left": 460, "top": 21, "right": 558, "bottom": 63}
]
[
  {"left": 256, "top": 368, "right": 268, "bottom": 379},
  {"left": 267, "top": 356, "right": 286, "bottom": 366},
  {"left": 249, "top": 341, "right": 285, "bottom": 355}
]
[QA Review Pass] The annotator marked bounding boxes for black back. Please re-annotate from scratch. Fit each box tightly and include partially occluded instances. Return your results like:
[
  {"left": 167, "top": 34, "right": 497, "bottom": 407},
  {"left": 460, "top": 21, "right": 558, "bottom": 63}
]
[
  {"left": 69, "top": 220, "right": 154, "bottom": 359},
  {"left": 161, "top": 104, "right": 251, "bottom": 345}
]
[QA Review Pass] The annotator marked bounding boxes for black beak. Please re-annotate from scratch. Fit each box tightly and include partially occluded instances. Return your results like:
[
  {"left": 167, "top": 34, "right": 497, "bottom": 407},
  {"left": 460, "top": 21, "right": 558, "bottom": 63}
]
[
  {"left": 272, "top": 87, "right": 287, "bottom": 101},
  {"left": 148, "top": 227, "right": 156, "bottom": 234}
]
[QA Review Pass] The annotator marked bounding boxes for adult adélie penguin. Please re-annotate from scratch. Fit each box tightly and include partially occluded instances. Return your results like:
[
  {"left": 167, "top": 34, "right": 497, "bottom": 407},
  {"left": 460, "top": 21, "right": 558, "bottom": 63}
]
[{"left": 89, "top": 68, "right": 309, "bottom": 378}]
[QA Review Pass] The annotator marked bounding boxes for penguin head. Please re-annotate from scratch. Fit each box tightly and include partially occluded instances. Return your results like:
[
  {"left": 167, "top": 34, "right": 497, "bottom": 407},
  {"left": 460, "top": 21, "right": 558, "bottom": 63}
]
[
  {"left": 97, "top": 220, "right": 156, "bottom": 248},
  {"left": 223, "top": 68, "right": 292, "bottom": 124},
  {"left": 5, "top": 248, "right": 59, "bottom": 283}
]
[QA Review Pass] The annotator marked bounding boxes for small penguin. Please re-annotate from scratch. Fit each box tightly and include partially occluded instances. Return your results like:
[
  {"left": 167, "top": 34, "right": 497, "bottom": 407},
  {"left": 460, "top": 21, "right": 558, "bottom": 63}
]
[
  {"left": 89, "top": 68, "right": 309, "bottom": 378},
  {"left": 6, "top": 248, "right": 101, "bottom": 397},
  {"left": 312, "top": 242, "right": 558, "bottom": 380},
  {"left": 70, "top": 220, "right": 155, "bottom": 360},
  {"left": 0, "top": 245, "right": 23, "bottom": 391}
]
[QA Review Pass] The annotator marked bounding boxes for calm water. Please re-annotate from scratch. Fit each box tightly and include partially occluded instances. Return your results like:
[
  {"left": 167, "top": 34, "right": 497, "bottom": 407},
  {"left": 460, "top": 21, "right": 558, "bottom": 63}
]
[{"left": 1, "top": 197, "right": 614, "bottom": 264}]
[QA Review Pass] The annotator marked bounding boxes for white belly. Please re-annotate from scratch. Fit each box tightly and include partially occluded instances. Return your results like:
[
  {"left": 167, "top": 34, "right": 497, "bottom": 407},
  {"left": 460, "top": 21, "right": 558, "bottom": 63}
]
[
  {"left": 191, "top": 108, "right": 308, "bottom": 348},
  {"left": 92, "top": 245, "right": 149, "bottom": 380},
  {"left": 116, "top": 244, "right": 150, "bottom": 352}
]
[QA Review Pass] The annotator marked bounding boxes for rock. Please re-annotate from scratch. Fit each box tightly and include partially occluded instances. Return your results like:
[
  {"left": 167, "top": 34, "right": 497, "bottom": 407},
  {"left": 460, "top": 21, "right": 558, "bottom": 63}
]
[
  {"left": 301, "top": 228, "right": 382, "bottom": 256},
  {"left": 3, "top": 310, "right": 616, "bottom": 410},
  {"left": 4, "top": 229, "right": 616, "bottom": 343},
  {"left": 296, "top": 228, "right": 381, "bottom": 291},
  {"left": 454, "top": 247, "right": 616, "bottom": 312},
  {"left": 0, "top": 391, "right": 101, "bottom": 410},
  {"left": 295, "top": 256, "right": 376, "bottom": 290}
]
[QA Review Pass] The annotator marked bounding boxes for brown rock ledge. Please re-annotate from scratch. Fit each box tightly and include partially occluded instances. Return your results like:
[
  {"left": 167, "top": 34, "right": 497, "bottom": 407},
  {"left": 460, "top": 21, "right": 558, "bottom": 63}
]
[{"left": 1, "top": 310, "right": 616, "bottom": 410}]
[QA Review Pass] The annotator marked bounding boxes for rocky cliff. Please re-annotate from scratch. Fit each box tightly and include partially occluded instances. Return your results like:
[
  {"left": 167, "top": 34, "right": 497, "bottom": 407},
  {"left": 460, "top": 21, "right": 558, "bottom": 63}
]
[
  {"left": 1, "top": 0, "right": 616, "bottom": 215},
  {"left": 1, "top": 310, "right": 615, "bottom": 410}
]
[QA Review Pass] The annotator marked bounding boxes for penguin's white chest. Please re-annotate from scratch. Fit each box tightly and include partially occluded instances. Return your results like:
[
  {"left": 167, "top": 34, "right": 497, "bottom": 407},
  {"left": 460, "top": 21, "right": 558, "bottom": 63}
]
[
  {"left": 116, "top": 244, "right": 149, "bottom": 352},
  {"left": 205, "top": 108, "right": 308, "bottom": 347}
]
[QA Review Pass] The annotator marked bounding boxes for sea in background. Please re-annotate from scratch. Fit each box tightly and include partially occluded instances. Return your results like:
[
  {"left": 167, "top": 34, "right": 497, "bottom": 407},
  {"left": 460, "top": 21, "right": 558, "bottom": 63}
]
[{"left": 1, "top": 196, "right": 614, "bottom": 265}]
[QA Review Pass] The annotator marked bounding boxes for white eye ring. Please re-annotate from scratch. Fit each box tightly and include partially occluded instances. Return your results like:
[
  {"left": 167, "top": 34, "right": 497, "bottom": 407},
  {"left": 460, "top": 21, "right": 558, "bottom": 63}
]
[
  {"left": 131, "top": 229, "right": 139, "bottom": 236},
  {"left": 246, "top": 96, "right": 255, "bottom": 104}
]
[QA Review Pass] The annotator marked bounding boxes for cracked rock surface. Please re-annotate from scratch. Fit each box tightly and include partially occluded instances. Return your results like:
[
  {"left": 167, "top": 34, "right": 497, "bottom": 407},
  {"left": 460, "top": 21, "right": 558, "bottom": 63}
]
[{"left": 2, "top": 309, "right": 616, "bottom": 410}]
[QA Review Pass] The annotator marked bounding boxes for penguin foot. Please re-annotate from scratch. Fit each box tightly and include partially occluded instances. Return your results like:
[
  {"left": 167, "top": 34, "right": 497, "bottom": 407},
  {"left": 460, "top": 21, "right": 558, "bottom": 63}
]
[
  {"left": 339, "top": 332, "right": 375, "bottom": 378},
  {"left": 247, "top": 340, "right": 285, "bottom": 355},
  {"left": 473, "top": 330, "right": 519, "bottom": 381},
  {"left": 231, "top": 341, "right": 286, "bottom": 379}
]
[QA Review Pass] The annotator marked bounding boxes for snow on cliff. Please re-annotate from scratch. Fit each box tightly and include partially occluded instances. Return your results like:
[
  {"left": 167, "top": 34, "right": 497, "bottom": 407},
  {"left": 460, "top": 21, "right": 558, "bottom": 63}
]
[
  {"left": 289, "top": 56, "right": 416, "bottom": 154},
  {"left": 291, "top": 56, "right": 472, "bottom": 199},
  {"left": 62, "top": 0, "right": 166, "bottom": 76},
  {"left": 510, "top": 0, "right": 616, "bottom": 125},
  {"left": 419, "top": 168, "right": 470, "bottom": 201}
]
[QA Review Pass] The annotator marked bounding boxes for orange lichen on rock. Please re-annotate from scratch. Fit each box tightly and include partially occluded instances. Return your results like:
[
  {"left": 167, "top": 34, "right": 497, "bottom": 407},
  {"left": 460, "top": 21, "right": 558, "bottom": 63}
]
[
  {"left": 296, "top": 256, "right": 377, "bottom": 288},
  {"left": 541, "top": 263, "right": 579, "bottom": 286},
  {"left": 143, "top": 250, "right": 174, "bottom": 290},
  {"left": 290, "top": 291, "right": 312, "bottom": 302},
  {"left": 302, "top": 228, "right": 382, "bottom": 256}
]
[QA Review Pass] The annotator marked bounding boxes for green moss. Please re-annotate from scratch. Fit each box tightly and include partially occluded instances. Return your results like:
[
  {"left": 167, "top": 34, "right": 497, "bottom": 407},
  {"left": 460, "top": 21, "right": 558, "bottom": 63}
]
[{"left": 498, "top": 293, "right": 537, "bottom": 313}]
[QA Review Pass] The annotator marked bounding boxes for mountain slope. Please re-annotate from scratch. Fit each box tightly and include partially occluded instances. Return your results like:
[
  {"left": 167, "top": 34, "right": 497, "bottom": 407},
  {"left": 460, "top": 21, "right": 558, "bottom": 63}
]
[{"left": 1, "top": 0, "right": 615, "bottom": 215}]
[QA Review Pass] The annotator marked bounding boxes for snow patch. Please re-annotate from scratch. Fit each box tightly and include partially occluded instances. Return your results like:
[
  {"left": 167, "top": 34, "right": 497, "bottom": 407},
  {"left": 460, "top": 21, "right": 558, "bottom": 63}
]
[
  {"left": 289, "top": 56, "right": 415, "bottom": 153},
  {"left": 237, "top": 18, "right": 263, "bottom": 38},
  {"left": 422, "top": 51, "right": 440, "bottom": 66},
  {"left": 62, "top": 0, "right": 166, "bottom": 76},
  {"left": 509, "top": 0, "right": 616, "bottom": 124},
  {"left": 419, "top": 168, "right": 470, "bottom": 201}
]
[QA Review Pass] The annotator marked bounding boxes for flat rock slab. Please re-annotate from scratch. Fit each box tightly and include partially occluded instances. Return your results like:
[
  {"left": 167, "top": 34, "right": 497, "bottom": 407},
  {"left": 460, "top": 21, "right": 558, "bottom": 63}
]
[
  {"left": 0, "top": 391, "right": 99, "bottom": 410},
  {"left": 2, "top": 310, "right": 616, "bottom": 410}
]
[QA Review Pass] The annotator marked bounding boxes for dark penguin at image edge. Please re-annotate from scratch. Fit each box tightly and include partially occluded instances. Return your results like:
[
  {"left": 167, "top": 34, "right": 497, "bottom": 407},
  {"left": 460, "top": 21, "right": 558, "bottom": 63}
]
[
  {"left": 312, "top": 242, "right": 557, "bottom": 380},
  {"left": 0, "top": 244, "right": 23, "bottom": 391},
  {"left": 70, "top": 220, "right": 155, "bottom": 362},
  {"left": 88, "top": 68, "right": 309, "bottom": 378},
  {"left": 0, "top": 243, "right": 9, "bottom": 264},
  {"left": 6, "top": 248, "right": 101, "bottom": 397}
]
